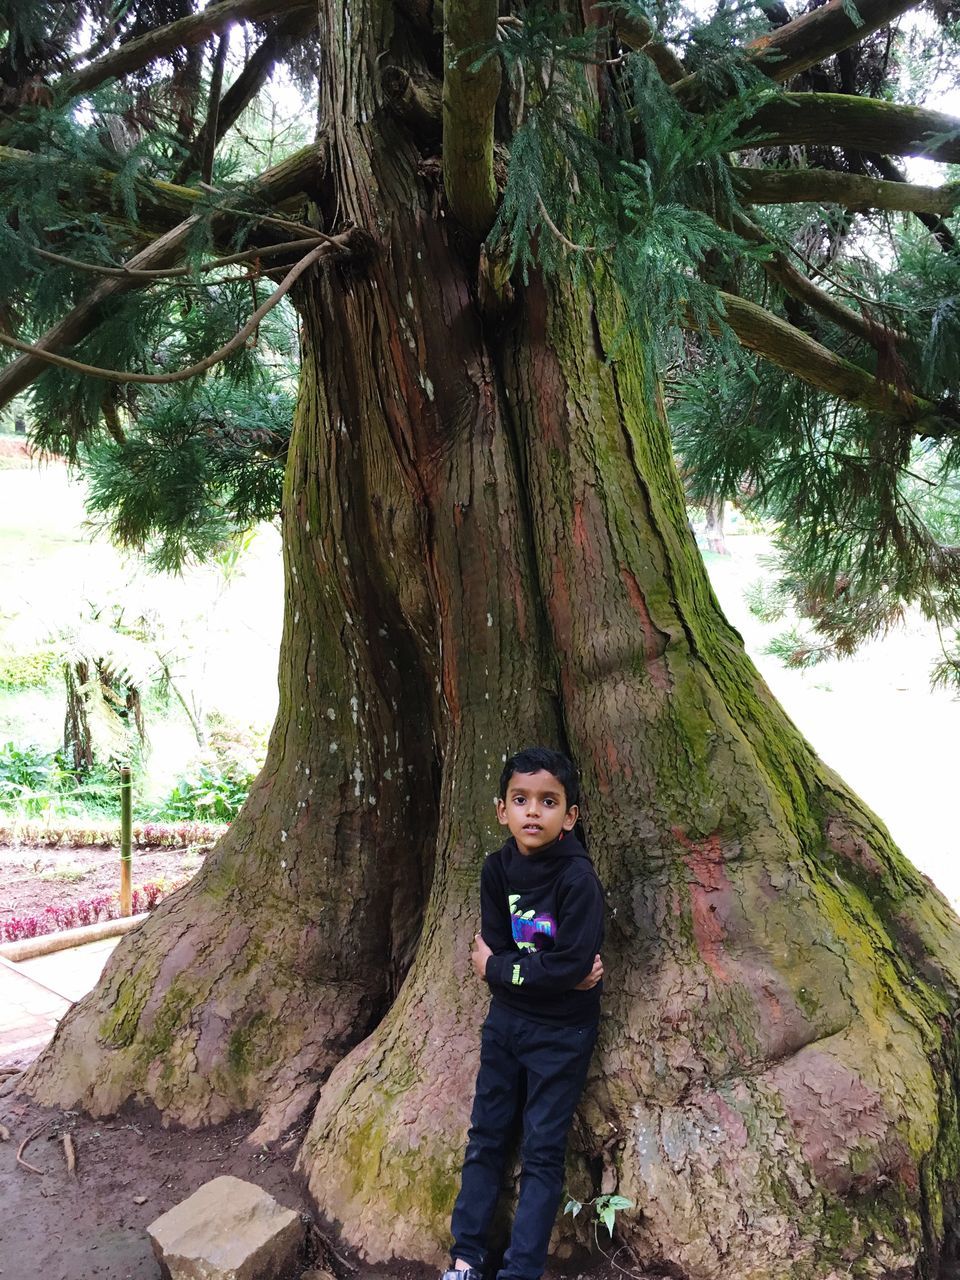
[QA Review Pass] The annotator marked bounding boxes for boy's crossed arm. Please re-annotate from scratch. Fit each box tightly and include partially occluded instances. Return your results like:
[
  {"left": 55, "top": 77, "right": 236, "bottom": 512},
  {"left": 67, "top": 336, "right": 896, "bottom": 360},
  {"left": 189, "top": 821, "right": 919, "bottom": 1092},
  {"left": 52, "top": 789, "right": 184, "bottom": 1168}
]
[
  {"left": 472, "top": 867, "right": 604, "bottom": 992},
  {"left": 471, "top": 934, "right": 603, "bottom": 989}
]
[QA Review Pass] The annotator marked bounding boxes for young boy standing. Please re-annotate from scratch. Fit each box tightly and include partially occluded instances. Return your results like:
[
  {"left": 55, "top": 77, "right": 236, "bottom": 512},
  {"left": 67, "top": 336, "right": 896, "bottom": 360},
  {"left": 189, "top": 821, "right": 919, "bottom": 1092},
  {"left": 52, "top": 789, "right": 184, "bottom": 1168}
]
[{"left": 445, "top": 746, "right": 605, "bottom": 1280}]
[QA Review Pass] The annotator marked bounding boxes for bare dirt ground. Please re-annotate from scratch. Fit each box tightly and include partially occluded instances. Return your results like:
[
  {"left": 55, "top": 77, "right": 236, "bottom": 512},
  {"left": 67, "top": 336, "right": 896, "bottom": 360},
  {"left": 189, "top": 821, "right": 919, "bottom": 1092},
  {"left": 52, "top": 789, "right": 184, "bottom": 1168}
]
[
  {"left": 0, "top": 845, "right": 202, "bottom": 931},
  {"left": 0, "top": 1095, "right": 318, "bottom": 1280},
  {"left": 0, "top": 1093, "right": 606, "bottom": 1280}
]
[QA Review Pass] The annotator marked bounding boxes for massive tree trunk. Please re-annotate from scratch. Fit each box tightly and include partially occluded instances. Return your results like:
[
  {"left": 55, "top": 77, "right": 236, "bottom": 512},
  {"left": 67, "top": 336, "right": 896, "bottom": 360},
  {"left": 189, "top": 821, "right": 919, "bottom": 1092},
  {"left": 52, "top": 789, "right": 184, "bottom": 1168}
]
[{"left": 20, "top": 0, "right": 960, "bottom": 1276}]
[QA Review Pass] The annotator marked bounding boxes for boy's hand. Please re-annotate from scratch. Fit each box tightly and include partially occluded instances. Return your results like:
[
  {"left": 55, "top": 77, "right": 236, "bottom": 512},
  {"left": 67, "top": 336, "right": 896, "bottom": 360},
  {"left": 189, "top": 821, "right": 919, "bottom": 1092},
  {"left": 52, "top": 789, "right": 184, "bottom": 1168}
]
[
  {"left": 574, "top": 954, "right": 603, "bottom": 990},
  {"left": 471, "top": 932, "right": 493, "bottom": 980}
]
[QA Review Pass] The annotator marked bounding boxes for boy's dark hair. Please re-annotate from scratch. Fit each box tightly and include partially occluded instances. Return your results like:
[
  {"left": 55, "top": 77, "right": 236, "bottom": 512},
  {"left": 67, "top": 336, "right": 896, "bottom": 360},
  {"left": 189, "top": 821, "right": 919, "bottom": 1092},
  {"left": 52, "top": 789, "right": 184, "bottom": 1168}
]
[{"left": 499, "top": 746, "right": 580, "bottom": 810}]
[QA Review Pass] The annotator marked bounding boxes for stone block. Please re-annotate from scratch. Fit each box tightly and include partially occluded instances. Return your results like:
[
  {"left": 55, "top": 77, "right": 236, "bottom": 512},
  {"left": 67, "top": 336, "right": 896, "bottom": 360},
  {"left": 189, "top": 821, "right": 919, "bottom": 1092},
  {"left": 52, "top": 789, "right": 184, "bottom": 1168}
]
[{"left": 147, "top": 1175, "right": 305, "bottom": 1280}]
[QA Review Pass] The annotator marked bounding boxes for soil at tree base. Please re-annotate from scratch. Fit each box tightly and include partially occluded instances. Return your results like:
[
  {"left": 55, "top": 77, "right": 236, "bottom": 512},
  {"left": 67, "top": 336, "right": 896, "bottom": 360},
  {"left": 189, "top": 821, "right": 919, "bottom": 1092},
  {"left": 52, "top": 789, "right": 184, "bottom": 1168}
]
[
  {"left": 0, "top": 846, "right": 204, "bottom": 926},
  {"left": 0, "top": 1095, "right": 661, "bottom": 1280},
  {"left": 0, "top": 1096, "right": 313, "bottom": 1279}
]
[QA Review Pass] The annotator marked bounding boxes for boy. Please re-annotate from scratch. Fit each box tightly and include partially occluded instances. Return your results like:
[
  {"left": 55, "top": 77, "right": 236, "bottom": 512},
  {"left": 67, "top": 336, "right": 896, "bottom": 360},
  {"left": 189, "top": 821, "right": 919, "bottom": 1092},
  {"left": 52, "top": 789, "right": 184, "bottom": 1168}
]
[{"left": 444, "top": 746, "right": 605, "bottom": 1280}]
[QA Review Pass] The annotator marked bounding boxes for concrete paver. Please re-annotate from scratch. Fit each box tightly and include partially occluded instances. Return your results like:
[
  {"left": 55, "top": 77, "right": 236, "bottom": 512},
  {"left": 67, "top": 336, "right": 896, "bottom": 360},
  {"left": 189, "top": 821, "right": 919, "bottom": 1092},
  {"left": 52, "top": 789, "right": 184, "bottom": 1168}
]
[{"left": 0, "top": 936, "right": 120, "bottom": 1069}]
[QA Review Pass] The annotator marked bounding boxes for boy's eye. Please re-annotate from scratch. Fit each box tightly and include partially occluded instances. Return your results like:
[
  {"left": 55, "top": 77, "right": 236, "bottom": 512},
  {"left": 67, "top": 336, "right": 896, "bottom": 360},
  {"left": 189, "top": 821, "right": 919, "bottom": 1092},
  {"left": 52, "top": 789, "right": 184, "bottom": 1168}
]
[{"left": 543, "top": 797, "right": 556, "bottom": 807}]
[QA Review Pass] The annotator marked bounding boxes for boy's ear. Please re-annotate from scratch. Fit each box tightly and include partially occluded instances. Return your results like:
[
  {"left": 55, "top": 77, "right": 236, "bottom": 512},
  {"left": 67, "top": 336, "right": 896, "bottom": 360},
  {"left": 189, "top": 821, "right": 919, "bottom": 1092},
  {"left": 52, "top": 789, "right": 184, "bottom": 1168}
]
[
  {"left": 495, "top": 797, "right": 509, "bottom": 826},
  {"left": 562, "top": 804, "right": 579, "bottom": 831}
]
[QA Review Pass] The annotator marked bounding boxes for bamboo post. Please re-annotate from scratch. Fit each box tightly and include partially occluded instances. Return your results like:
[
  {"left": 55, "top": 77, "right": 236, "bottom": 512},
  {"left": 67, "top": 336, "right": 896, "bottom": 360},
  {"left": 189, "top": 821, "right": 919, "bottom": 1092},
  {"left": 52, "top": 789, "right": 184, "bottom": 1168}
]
[{"left": 120, "top": 765, "right": 132, "bottom": 917}]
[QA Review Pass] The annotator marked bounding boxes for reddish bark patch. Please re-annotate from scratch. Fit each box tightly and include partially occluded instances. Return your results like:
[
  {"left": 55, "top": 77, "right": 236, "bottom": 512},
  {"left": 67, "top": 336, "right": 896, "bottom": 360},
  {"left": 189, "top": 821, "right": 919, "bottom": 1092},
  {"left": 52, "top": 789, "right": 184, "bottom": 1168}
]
[
  {"left": 700, "top": 1089, "right": 749, "bottom": 1149},
  {"left": 524, "top": 276, "right": 567, "bottom": 451},
  {"left": 548, "top": 551, "right": 575, "bottom": 667},
  {"left": 767, "top": 1047, "right": 914, "bottom": 1196},
  {"left": 620, "top": 567, "right": 670, "bottom": 691},
  {"left": 824, "top": 816, "right": 884, "bottom": 878},
  {"left": 672, "top": 829, "right": 731, "bottom": 983}
]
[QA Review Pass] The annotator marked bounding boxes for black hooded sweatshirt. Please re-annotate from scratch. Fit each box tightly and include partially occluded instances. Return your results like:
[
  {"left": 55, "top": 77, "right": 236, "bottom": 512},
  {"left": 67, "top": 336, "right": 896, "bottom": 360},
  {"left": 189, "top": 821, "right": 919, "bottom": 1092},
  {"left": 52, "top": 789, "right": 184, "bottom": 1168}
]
[{"left": 480, "top": 829, "right": 604, "bottom": 1027}]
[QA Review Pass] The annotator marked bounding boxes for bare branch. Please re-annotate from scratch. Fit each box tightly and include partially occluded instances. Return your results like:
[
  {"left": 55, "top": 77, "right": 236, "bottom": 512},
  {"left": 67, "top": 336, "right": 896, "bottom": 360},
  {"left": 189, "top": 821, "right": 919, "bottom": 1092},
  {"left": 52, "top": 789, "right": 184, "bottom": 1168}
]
[
  {"left": 733, "top": 166, "right": 960, "bottom": 216},
  {"left": 443, "top": 0, "right": 501, "bottom": 240},
  {"left": 0, "top": 230, "right": 367, "bottom": 386},
  {"left": 57, "top": 0, "right": 314, "bottom": 101},
  {"left": 27, "top": 234, "right": 336, "bottom": 279},
  {"left": 734, "top": 93, "right": 960, "bottom": 164}
]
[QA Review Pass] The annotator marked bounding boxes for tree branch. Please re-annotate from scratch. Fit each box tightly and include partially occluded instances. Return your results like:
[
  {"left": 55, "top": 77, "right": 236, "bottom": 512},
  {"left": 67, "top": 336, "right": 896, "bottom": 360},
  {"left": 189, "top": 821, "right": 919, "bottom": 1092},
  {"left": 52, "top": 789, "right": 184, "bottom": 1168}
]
[
  {"left": 694, "top": 290, "right": 933, "bottom": 421},
  {"left": 0, "top": 142, "right": 329, "bottom": 410},
  {"left": 673, "top": 0, "right": 921, "bottom": 101},
  {"left": 0, "top": 218, "right": 201, "bottom": 408},
  {"left": 381, "top": 65, "right": 443, "bottom": 138},
  {"left": 869, "top": 153, "right": 957, "bottom": 252},
  {"left": 173, "top": 9, "right": 317, "bottom": 185},
  {"left": 57, "top": 0, "right": 314, "bottom": 101},
  {"left": 733, "top": 165, "right": 960, "bottom": 216},
  {"left": 443, "top": 0, "right": 501, "bottom": 240},
  {"left": 0, "top": 230, "right": 366, "bottom": 386},
  {"left": 28, "top": 234, "right": 336, "bottom": 279},
  {"left": 734, "top": 93, "right": 960, "bottom": 164},
  {"left": 729, "top": 209, "right": 897, "bottom": 348},
  {"left": 0, "top": 141, "right": 327, "bottom": 244},
  {"left": 614, "top": 13, "right": 686, "bottom": 84}
]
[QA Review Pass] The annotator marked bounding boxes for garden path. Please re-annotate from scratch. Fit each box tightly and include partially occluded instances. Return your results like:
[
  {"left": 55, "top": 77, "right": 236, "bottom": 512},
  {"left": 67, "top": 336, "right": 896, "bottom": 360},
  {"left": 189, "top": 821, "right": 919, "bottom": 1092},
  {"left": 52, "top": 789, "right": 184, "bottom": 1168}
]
[{"left": 0, "top": 937, "right": 118, "bottom": 1069}]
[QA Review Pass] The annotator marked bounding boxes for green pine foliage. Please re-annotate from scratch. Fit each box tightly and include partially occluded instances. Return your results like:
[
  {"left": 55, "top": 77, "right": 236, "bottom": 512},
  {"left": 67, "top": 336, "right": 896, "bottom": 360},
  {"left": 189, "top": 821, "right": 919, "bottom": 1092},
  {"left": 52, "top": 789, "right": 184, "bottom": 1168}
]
[{"left": 84, "top": 378, "right": 292, "bottom": 570}]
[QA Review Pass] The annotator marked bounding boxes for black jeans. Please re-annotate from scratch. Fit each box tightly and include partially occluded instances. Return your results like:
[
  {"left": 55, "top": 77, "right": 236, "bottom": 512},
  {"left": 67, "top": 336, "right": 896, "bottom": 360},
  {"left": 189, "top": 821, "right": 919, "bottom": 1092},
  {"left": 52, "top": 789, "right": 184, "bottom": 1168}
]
[{"left": 450, "top": 1001, "right": 598, "bottom": 1280}]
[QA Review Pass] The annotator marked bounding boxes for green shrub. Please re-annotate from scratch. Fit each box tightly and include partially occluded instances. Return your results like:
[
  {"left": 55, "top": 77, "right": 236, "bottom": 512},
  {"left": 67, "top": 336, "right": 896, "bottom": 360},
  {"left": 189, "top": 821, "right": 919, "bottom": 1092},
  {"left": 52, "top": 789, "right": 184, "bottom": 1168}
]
[
  {"left": 152, "top": 761, "right": 254, "bottom": 823},
  {"left": 0, "top": 742, "right": 138, "bottom": 819},
  {"left": 0, "top": 740, "right": 62, "bottom": 816},
  {"left": 148, "top": 715, "right": 267, "bottom": 823},
  {"left": 0, "top": 649, "right": 61, "bottom": 691}
]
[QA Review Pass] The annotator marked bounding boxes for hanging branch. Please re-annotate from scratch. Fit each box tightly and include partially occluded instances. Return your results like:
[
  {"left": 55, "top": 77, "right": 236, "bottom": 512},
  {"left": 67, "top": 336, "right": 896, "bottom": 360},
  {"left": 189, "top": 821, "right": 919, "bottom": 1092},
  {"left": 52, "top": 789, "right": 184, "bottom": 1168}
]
[
  {"left": 733, "top": 167, "right": 960, "bottom": 217},
  {"left": 443, "top": 0, "right": 501, "bottom": 240},
  {"left": 0, "top": 217, "right": 201, "bottom": 407},
  {"left": 0, "top": 229, "right": 368, "bottom": 386},
  {"left": 57, "top": 0, "right": 313, "bottom": 101}
]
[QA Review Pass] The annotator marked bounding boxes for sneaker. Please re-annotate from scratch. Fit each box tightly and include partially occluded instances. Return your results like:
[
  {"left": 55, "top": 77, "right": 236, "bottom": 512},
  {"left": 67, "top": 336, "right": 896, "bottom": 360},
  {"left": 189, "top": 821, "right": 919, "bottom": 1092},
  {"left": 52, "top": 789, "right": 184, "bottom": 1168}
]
[{"left": 440, "top": 1270, "right": 481, "bottom": 1280}]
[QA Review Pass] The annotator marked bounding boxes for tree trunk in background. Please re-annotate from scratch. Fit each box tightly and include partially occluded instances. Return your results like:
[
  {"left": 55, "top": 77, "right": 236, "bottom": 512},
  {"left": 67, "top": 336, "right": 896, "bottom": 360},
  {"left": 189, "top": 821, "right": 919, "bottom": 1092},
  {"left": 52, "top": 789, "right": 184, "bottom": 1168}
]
[
  {"left": 22, "top": 0, "right": 960, "bottom": 1275},
  {"left": 703, "top": 497, "right": 728, "bottom": 555}
]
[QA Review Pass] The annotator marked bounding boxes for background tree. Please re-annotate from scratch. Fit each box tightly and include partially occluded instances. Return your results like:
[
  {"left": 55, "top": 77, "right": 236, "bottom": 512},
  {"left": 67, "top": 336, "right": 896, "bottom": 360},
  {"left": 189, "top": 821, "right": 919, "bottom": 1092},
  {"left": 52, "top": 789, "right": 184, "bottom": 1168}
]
[{"left": 3, "top": 1, "right": 960, "bottom": 1276}]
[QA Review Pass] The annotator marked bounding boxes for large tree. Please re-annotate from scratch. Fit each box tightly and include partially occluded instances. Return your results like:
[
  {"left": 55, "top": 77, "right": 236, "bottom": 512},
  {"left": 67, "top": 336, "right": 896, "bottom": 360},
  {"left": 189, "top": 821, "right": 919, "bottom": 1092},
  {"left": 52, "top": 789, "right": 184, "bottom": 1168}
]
[{"left": 4, "top": 0, "right": 960, "bottom": 1275}]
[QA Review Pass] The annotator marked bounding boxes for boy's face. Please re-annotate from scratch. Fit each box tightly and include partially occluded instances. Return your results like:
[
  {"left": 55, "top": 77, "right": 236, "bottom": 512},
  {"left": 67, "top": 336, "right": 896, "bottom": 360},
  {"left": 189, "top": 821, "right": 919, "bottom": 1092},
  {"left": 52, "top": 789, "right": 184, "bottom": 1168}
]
[{"left": 496, "top": 769, "right": 579, "bottom": 855}]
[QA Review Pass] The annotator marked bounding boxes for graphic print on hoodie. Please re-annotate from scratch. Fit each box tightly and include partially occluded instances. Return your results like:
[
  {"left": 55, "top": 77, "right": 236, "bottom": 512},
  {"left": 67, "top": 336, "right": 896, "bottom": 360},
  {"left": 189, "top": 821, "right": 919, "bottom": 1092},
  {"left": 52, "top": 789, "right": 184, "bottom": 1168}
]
[{"left": 481, "top": 830, "right": 604, "bottom": 1027}]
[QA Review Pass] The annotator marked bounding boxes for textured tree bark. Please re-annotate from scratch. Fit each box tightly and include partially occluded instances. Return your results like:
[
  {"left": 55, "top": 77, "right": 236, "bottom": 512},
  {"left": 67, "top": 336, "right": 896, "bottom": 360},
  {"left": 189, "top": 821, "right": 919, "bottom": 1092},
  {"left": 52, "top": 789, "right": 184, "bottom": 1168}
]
[
  {"left": 20, "top": 278, "right": 442, "bottom": 1142},
  {"left": 21, "top": 0, "right": 960, "bottom": 1275}
]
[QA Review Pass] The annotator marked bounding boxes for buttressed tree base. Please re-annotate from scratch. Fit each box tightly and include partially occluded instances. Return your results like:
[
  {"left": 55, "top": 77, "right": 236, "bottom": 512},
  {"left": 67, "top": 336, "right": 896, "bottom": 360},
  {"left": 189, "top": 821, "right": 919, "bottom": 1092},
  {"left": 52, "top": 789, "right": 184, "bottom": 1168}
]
[{"left": 3, "top": 1, "right": 960, "bottom": 1276}]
